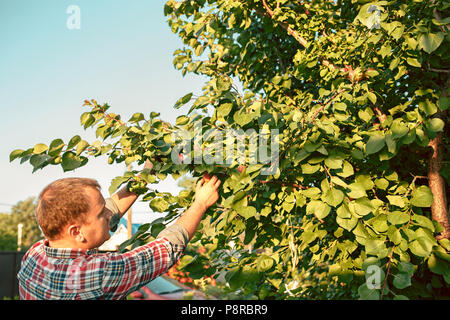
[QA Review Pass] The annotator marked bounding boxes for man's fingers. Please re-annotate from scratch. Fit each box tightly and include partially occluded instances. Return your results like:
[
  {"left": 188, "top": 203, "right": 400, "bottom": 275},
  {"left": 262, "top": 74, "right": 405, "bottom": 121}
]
[
  {"left": 208, "top": 176, "right": 218, "bottom": 185},
  {"left": 196, "top": 178, "right": 205, "bottom": 190},
  {"left": 198, "top": 175, "right": 221, "bottom": 190}
]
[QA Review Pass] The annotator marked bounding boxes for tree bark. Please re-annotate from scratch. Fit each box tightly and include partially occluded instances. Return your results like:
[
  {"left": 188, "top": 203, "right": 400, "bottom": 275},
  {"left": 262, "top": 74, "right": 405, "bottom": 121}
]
[{"left": 428, "top": 132, "right": 449, "bottom": 239}]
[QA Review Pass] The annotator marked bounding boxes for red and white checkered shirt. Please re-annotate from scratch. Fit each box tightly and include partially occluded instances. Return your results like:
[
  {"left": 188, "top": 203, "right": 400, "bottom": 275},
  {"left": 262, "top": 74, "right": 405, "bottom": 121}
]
[{"left": 17, "top": 224, "right": 187, "bottom": 300}]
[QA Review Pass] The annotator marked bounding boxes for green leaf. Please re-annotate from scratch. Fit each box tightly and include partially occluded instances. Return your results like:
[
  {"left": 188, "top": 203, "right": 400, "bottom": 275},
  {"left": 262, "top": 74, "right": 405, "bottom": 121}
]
[
  {"left": 33, "top": 143, "right": 48, "bottom": 154},
  {"left": 175, "top": 115, "right": 189, "bottom": 126},
  {"left": 225, "top": 266, "right": 244, "bottom": 290},
  {"left": 301, "top": 231, "right": 317, "bottom": 245},
  {"left": 256, "top": 255, "right": 274, "bottom": 272},
  {"left": 353, "top": 198, "right": 374, "bottom": 216},
  {"left": 151, "top": 223, "right": 165, "bottom": 237},
  {"left": 390, "top": 119, "right": 409, "bottom": 139},
  {"left": 375, "top": 178, "right": 389, "bottom": 190},
  {"left": 386, "top": 195, "right": 406, "bottom": 208},
  {"left": 355, "top": 175, "right": 374, "bottom": 190},
  {"left": 362, "top": 257, "right": 380, "bottom": 271},
  {"left": 76, "top": 140, "right": 90, "bottom": 156},
  {"left": 150, "top": 198, "right": 169, "bottom": 212},
  {"left": 61, "top": 152, "right": 87, "bottom": 172},
  {"left": 411, "top": 186, "right": 433, "bottom": 207},
  {"left": 387, "top": 211, "right": 410, "bottom": 225},
  {"left": 336, "top": 161, "right": 354, "bottom": 178},
  {"left": 322, "top": 188, "right": 344, "bottom": 207},
  {"left": 347, "top": 182, "right": 367, "bottom": 199},
  {"left": 48, "top": 139, "right": 65, "bottom": 157},
  {"left": 239, "top": 206, "right": 257, "bottom": 219},
  {"left": 412, "top": 214, "right": 435, "bottom": 232},
  {"left": 358, "top": 109, "right": 372, "bottom": 123},
  {"left": 406, "top": 57, "right": 421, "bottom": 68},
  {"left": 358, "top": 283, "right": 380, "bottom": 300},
  {"left": 331, "top": 176, "right": 348, "bottom": 188},
  {"left": 109, "top": 176, "right": 131, "bottom": 195},
  {"left": 307, "top": 200, "right": 331, "bottom": 219},
  {"left": 371, "top": 215, "right": 389, "bottom": 233},
  {"left": 128, "top": 112, "right": 145, "bottom": 123},
  {"left": 215, "top": 77, "right": 231, "bottom": 92},
  {"left": 393, "top": 272, "right": 411, "bottom": 289},
  {"left": 368, "top": 92, "right": 377, "bottom": 105},
  {"left": 418, "top": 99, "right": 437, "bottom": 116},
  {"left": 409, "top": 237, "right": 434, "bottom": 257},
  {"left": 334, "top": 102, "right": 347, "bottom": 111},
  {"left": 67, "top": 135, "right": 81, "bottom": 149},
  {"left": 325, "top": 156, "right": 343, "bottom": 169},
  {"left": 30, "top": 154, "right": 52, "bottom": 172},
  {"left": 233, "top": 111, "right": 258, "bottom": 126},
  {"left": 302, "top": 187, "right": 321, "bottom": 199},
  {"left": 387, "top": 225, "right": 402, "bottom": 245},
  {"left": 427, "top": 254, "right": 448, "bottom": 275},
  {"left": 425, "top": 118, "right": 445, "bottom": 133},
  {"left": 9, "top": 149, "right": 24, "bottom": 162},
  {"left": 337, "top": 203, "right": 352, "bottom": 218},
  {"left": 336, "top": 215, "right": 358, "bottom": 231},
  {"left": 365, "top": 134, "right": 385, "bottom": 155},
  {"left": 301, "top": 163, "right": 320, "bottom": 174},
  {"left": 217, "top": 102, "right": 233, "bottom": 117},
  {"left": 398, "top": 261, "right": 415, "bottom": 276},
  {"left": 418, "top": 32, "right": 445, "bottom": 54},
  {"left": 178, "top": 255, "right": 196, "bottom": 269},
  {"left": 174, "top": 92, "right": 193, "bottom": 109},
  {"left": 365, "top": 239, "right": 387, "bottom": 256}
]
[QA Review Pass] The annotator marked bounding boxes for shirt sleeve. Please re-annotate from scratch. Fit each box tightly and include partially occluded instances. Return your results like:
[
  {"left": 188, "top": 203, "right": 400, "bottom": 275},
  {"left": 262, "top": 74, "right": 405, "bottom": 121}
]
[
  {"left": 105, "top": 198, "right": 121, "bottom": 232},
  {"left": 100, "top": 223, "right": 188, "bottom": 299},
  {"left": 157, "top": 223, "right": 189, "bottom": 247}
]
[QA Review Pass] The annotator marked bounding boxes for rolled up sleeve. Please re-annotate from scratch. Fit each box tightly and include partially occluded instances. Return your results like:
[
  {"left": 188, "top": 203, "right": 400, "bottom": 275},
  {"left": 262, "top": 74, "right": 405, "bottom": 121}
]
[
  {"left": 157, "top": 223, "right": 189, "bottom": 247},
  {"left": 105, "top": 198, "right": 121, "bottom": 232},
  {"left": 100, "top": 221, "right": 189, "bottom": 299}
]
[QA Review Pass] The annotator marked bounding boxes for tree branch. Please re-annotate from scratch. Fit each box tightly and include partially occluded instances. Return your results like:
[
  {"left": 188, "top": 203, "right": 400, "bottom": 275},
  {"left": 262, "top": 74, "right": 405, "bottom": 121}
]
[
  {"left": 259, "top": 0, "right": 309, "bottom": 48},
  {"left": 427, "top": 62, "right": 450, "bottom": 74},
  {"left": 310, "top": 89, "right": 346, "bottom": 122}
]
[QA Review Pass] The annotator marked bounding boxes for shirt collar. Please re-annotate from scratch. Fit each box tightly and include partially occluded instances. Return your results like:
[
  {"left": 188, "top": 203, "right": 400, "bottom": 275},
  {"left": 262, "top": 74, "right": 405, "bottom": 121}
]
[{"left": 43, "top": 240, "right": 98, "bottom": 259}]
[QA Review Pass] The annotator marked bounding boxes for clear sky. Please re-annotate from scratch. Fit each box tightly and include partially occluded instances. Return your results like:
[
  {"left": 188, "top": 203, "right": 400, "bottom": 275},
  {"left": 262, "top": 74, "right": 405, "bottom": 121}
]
[{"left": 0, "top": 0, "right": 206, "bottom": 223}]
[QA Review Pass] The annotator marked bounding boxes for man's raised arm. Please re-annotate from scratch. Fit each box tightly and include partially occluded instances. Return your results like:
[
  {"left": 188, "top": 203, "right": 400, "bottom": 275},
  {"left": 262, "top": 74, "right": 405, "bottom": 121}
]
[{"left": 174, "top": 175, "right": 221, "bottom": 240}]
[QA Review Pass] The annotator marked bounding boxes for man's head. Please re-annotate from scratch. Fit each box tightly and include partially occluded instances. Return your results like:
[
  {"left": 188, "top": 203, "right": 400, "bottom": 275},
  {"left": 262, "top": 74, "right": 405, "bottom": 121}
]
[{"left": 36, "top": 178, "right": 112, "bottom": 249}]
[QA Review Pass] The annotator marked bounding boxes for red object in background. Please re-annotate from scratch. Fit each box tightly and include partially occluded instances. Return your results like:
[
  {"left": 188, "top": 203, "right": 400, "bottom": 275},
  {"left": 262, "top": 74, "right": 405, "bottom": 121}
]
[
  {"left": 203, "top": 173, "right": 211, "bottom": 182},
  {"left": 129, "top": 287, "right": 168, "bottom": 300}
]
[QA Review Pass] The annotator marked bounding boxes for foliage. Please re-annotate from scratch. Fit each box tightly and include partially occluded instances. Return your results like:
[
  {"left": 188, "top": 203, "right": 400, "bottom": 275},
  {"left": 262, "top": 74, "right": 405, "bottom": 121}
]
[
  {"left": 0, "top": 198, "right": 42, "bottom": 251},
  {"left": 10, "top": 0, "right": 450, "bottom": 299}
]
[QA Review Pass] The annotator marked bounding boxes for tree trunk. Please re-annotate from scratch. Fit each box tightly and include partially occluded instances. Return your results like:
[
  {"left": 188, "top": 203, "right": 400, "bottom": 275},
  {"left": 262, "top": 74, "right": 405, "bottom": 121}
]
[{"left": 428, "top": 132, "right": 449, "bottom": 239}]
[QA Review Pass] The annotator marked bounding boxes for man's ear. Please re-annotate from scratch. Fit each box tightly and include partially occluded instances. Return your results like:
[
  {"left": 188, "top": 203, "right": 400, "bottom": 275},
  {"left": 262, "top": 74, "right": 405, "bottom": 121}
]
[{"left": 68, "top": 224, "right": 85, "bottom": 242}]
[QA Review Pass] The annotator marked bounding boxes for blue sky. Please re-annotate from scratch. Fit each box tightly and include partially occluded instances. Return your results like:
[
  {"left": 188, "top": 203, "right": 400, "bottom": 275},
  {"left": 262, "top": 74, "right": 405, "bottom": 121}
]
[{"left": 0, "top": 0, "right": 206, "bottom": 222}]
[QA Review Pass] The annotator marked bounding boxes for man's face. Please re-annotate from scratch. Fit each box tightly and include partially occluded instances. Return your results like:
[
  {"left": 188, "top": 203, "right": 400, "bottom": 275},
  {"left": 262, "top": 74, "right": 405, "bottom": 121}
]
[{"left": 79, "top": 187, "right": 112, "bottom": 249}]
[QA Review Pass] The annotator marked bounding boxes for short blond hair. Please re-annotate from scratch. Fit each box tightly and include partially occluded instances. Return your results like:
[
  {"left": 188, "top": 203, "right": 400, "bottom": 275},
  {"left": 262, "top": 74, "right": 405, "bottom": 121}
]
[{"left": 36, "top": 178, "right": 101, "bottom": 240}]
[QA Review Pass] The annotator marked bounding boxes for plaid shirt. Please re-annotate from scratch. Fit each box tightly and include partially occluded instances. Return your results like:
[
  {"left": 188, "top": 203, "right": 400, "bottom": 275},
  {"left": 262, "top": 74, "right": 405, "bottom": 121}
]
[{"left": 17, "top": 223, "right": 188, "bottom": 300}]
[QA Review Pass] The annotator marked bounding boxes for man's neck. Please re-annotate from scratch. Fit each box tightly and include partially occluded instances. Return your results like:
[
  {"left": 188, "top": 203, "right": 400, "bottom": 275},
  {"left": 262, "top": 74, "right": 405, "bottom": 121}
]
[{"left": 48, "top": 238, "right": 85, "bottom": 250}]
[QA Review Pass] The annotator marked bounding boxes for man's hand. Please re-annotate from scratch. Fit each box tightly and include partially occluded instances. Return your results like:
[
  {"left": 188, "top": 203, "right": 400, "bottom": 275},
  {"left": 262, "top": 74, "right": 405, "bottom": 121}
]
[
  {"left": 194, "top": 175, "right": 221, "bottom": 211},
  {"left": 175, "top": 175, "right": 221, "bottom": 240}
]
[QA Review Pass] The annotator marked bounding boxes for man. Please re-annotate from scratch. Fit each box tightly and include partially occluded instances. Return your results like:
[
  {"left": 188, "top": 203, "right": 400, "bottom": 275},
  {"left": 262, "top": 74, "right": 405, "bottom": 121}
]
[{"left": 17, "top": 174, "right": 221, "bottom": 299}]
